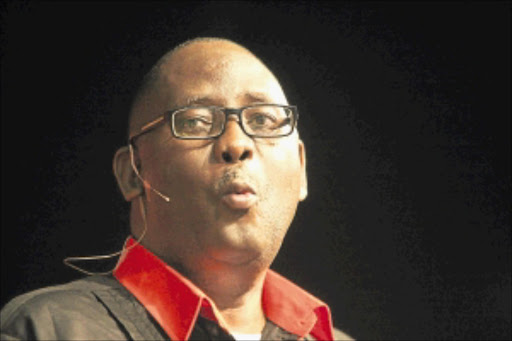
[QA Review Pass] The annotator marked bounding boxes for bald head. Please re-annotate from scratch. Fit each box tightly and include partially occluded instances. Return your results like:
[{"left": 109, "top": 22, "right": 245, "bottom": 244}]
[{"left": 128, "top": 38, "right": 287, "bottom": 137}]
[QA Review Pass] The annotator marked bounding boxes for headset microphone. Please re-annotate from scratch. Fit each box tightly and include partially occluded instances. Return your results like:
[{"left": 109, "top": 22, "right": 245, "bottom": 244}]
[
  {"left": 63, "top": 194, "right": 149, "bottom": 275},
  {"left": 128, "top": 144, "right": 171, "bottom": 203},
  {"left": 62, "top": 144, "right": 170, "bottom": 275}
]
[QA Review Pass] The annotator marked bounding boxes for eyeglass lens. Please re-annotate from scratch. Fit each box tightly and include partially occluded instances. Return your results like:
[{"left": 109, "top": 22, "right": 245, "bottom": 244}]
[{"left": 172, "top": 106, "right": 294, "bottom": 138}]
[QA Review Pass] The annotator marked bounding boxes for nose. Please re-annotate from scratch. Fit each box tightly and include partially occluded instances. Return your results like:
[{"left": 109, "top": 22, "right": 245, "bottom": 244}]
[{"left": 214, "top": 116, "right": 254, "bottom": 164}]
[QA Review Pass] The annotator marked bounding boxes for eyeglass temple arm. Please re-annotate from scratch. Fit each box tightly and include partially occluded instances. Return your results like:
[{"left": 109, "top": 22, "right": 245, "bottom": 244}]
[{"left": 129, "top": 116, "right": 165, "bottom": 141}]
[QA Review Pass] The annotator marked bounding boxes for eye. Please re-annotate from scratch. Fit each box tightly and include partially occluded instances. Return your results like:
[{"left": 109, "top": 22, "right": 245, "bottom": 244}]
[
  {"left": 243, "top": 106, "right": 293, "bottom": 136},
  {"left": 183, "top": 117, "right": 211, "bottom": 128},
  {"left": 249, "top": 113, "right": 275, "bottom": 126},
  {"left": 246, "top": 111, "right": 278, "bottom": 129},
  {"left": 174, "top": 108, "right": 215, "bottom": 136},
  {"left": 179, "top": 116, "right": 212, "bottom": 130}
]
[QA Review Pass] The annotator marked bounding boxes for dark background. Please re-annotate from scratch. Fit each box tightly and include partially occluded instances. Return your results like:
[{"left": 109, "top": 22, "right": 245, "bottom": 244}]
[{"left": 1, "top": 1, "right": 510, "bottom": 339}]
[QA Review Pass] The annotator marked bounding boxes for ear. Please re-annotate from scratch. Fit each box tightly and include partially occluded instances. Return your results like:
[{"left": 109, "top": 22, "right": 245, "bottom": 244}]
[
  {"left": 298, "top": 139, "right": 308, "bottom": 201},
  {"left": 113, "top": 146, "right": 144, "bottom": 201}
]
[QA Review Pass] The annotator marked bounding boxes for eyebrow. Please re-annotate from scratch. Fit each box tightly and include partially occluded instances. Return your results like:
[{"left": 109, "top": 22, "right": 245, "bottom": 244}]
[
  {"left": 184, "top": 92, "right": 273, "bottom": 107},
  {"left": 185, "top": 96, "right": 215, "bottom": 106},
  {"left": 242, "top": 92, "right": 273, "bottom": 103}
]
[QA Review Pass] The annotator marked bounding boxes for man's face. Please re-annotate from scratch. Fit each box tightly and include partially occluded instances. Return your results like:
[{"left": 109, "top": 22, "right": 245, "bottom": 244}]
[{"left": 131, "top": 41, "right": 307, "bottom": 274}]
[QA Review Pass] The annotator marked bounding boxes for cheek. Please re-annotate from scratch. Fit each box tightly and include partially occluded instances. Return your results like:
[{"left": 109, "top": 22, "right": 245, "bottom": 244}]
[
  {"left": 256, "top": 158, "right": 302, "bottom": 252},
  {"left": 160, "top": 143, "right": 212, "bottom": 182},
  {"left": 261, "top": 141, "right": 302, "bottom": 190},
  {"left": 143, "top": 144, "right": 214, "bottom": 210},
  {"left": 258, "top": 144, "right": 303, "bottom": 217}
]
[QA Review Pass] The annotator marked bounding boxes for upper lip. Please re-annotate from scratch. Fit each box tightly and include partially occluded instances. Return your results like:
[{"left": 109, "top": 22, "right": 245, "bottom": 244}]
[{"left": 222, "top": 182, "right": 256, "bottom": 195}]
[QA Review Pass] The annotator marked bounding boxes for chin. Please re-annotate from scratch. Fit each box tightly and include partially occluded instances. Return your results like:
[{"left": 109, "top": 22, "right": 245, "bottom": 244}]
[
  {"left": 196, "top": 211, "right": 286, "bottom": 267},
  {"left": 201, "top": 233, "right": 267, "bottom": 265}
]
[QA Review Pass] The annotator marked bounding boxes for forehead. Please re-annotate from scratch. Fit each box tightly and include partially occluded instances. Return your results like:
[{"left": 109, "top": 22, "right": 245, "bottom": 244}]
[
  {"left": 131, "top": 41, "right": 287, "bottom": 133},
  {"left": 161, "top": 42, "right": 285, "bottom": 105}
]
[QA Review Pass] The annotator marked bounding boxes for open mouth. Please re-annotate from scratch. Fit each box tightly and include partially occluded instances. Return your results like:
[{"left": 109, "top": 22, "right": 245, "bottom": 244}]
[{"left": 221, "top": 183, "right": 257, "bottom": 209}]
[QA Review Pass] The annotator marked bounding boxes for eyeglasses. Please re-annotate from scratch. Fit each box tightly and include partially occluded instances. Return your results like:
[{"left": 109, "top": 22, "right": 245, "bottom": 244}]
[{"left": 129, "top": 104, "right": 298, "bottom": 142}]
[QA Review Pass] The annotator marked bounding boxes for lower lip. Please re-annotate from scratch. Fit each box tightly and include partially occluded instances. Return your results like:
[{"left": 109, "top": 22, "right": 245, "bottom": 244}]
[{"left": 222, "top": 193, "right": 257, "bottom": 209}]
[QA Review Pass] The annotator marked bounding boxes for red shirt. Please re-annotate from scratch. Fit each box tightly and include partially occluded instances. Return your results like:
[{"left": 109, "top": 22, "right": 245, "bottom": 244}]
[{"left": 113, "top": 237, "right": 334, "bottom": 340}]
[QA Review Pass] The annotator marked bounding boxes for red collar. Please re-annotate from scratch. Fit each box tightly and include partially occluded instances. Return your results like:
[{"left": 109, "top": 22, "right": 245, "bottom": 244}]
[{"left": 113, "top": 237, "right": 334, "bottom": 340}]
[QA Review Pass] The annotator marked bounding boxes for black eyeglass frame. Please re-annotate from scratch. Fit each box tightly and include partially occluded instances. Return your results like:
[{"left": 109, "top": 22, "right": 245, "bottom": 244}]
[{"left": 128, "top": 104, "right": 299, "bottom": 143}]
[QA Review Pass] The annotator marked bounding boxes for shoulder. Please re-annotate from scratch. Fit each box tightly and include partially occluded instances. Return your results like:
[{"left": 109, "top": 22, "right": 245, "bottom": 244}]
[
  {"left": 0, "top": 276, "right": 131, "bottom": 340},
  {"left": 1, "top": 275, "right": 122, "bottom": 319}
]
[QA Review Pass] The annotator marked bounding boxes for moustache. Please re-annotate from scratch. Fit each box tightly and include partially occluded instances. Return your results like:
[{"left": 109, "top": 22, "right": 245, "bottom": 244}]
[{"left": 214, "top": 168, "right": 257, "bottom": 195}]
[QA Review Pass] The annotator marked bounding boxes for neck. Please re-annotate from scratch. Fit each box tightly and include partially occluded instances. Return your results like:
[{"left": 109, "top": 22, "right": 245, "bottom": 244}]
[
  {"left": 129, "top": 204, "right": 269, "bottom": 334},
  {"left": 187, "top": 260, "right": 268, "bottom": 334}
]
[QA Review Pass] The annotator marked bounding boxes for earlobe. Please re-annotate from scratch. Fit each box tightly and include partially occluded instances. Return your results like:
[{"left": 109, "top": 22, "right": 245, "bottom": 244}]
[
  {"left": 298, "top": 139, "right": 308, "bottom": 201},
  {"left": 113, "top": 146, "right": 144, "bottom": 201}
]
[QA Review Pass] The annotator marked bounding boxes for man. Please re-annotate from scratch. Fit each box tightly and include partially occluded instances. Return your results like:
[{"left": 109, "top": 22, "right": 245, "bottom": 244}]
[{"left": 1, "top": 38, "right": 352, "bottom": 340}]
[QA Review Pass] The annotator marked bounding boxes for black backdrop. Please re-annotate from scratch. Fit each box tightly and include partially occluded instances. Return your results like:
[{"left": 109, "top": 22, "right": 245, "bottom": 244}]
[{"left": 1, "top": 2, "right": 510, "bottom": 339}]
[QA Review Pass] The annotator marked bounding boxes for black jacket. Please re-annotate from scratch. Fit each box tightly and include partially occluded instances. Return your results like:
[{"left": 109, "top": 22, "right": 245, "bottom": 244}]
[{"left": 1, "top": 276, "right": 352, "bottom": 340}]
